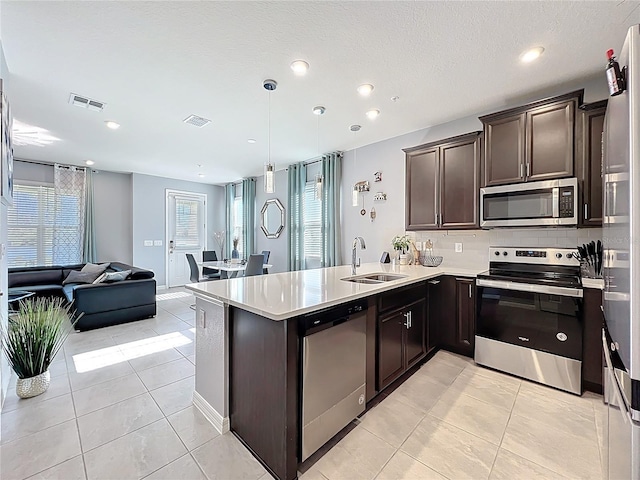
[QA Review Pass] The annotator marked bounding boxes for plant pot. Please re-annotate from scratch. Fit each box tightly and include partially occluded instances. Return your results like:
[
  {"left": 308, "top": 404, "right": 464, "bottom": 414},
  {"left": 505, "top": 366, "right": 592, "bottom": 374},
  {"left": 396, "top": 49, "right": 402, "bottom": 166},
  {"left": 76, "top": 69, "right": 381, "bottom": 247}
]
[
  {"left": 399, "top": 254, "right": 409, "bottom": 265},
  {"left": 16, "top": 370, "right": 50, "bottom": 399}
]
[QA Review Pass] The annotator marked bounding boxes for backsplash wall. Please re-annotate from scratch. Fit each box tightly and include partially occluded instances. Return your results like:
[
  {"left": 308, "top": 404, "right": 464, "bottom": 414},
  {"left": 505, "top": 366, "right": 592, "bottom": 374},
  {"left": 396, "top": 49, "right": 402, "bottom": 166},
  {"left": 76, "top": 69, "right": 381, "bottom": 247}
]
[{"left": 411, "top": 228, "right": 603, "bottom": 270}]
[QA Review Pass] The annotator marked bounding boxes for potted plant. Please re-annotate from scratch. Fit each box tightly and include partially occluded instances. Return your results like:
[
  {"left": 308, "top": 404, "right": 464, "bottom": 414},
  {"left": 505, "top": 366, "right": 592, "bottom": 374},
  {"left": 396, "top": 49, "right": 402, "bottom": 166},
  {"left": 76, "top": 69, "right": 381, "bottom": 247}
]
[
  {"left": 392, "top": 234, "right": 412, "bottom": 265},
  {"left": 231, "top": 237, "right": 240, "bottom": 261},
  {"left": 1, "top": 297, "right": 78, "bottom": 398}
]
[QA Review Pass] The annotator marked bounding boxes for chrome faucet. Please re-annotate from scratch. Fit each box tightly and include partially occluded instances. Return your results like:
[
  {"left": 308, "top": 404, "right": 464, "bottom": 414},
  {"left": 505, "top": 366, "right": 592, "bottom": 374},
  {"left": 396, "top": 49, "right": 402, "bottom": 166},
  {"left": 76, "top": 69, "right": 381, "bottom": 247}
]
[{"left": 351, "top": 236, "right": 366, "bottom": 275}]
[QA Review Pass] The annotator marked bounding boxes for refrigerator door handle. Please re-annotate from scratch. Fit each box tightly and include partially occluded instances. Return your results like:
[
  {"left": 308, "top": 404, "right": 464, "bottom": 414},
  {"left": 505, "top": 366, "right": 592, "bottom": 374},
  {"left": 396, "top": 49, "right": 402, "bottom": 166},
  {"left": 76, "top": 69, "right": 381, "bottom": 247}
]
[{"left": 603, "top": 330, "right": 632, "bottom": 425}]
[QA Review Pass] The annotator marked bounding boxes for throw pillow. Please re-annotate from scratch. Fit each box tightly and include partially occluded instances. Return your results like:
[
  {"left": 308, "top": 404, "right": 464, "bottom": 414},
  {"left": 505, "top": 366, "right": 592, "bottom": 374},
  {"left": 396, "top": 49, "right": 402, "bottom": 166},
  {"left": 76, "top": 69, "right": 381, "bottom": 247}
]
[
  {"left": 63, "top": 269, "right": 103, "bottom": 285},
  {"left": 100, "top": 270, "right": 131, "bottom": 283},
  {"left": 81, "top": 262, "right": 110, "bottom": 274}
]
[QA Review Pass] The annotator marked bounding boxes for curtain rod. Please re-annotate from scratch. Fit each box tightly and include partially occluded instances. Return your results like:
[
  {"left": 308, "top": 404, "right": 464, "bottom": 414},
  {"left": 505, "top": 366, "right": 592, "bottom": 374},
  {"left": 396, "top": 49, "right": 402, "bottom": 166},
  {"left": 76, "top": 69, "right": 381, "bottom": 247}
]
[{"left": 15, "top": 158, "right": 87, "bottom": 171}]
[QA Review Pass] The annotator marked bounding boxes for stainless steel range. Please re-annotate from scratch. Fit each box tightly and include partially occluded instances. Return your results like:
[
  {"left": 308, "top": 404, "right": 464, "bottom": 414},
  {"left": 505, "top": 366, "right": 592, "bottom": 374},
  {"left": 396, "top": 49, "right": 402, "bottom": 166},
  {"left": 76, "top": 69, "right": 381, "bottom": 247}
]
[{"left": 475, "top": 246, "right": 583, "bottom": 394}]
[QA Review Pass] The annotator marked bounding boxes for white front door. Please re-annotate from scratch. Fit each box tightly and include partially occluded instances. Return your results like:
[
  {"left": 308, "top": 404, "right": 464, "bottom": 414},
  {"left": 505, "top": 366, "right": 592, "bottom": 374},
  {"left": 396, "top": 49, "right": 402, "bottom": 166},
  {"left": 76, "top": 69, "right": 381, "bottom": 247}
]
[{"left": 166, "top": 190, "right": 207, "bottom": 287}]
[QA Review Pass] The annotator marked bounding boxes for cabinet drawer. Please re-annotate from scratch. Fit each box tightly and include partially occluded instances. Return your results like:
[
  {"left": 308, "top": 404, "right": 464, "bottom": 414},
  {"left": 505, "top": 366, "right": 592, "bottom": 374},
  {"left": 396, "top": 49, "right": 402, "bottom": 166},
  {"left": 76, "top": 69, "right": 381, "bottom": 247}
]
[{"left": 378, "top": 282, "right": 426, "bottom": 314}]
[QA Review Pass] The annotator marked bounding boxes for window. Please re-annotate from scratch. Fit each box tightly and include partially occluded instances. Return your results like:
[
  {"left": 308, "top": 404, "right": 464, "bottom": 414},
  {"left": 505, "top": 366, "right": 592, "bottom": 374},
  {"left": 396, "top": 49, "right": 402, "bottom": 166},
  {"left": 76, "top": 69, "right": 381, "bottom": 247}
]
[
  {"left": 232, "top": 184, "right": 244, "bottom": 257},
  {"left": 303, "top": 181, "right": 322, "bottom": 268},
  {"left": 174, "top": 198, "right": 203, "bottom": 248}
]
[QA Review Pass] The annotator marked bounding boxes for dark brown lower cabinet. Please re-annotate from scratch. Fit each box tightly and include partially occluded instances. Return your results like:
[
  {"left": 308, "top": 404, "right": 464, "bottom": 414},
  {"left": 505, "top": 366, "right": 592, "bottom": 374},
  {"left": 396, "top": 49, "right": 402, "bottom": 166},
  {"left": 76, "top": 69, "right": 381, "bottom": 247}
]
[
  {"left": 583, "top": 288, "right": 604, "bottom": 394},
  {"left": 455, "top": 278, "right": 476, "bottom": 357},
  {"left": 378, "top": 298, "right": 426, "bottom": 391},
  {"left": 432, "top": 276, "right": 475, "bottom": 357}
]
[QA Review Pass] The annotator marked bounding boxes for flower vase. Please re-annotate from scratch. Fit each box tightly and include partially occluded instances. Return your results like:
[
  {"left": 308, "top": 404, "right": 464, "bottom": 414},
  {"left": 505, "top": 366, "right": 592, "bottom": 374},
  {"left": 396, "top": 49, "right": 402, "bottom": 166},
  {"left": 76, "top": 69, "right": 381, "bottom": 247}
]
[
  {"left": 231, "top": 249, "right": 239, "bottom": 259},
  {"left": 16, "top": 370, "right": 50, "bottom": 398}
]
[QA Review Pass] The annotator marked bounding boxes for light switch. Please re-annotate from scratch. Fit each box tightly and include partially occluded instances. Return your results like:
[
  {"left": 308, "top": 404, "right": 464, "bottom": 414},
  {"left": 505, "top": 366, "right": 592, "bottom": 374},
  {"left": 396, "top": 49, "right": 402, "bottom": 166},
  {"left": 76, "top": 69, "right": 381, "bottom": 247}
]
[
  {"left": 143, "top": 240, "right": 153, "bottom": 247},
  {"left": 455, "top": 243, "right": 463, "bottom": 253},
  {"left": 153, "top": 240, "right": 163, "bottom": 246},
  {"left": 198, "top": 309, "right": 206, "bottom": 329}
]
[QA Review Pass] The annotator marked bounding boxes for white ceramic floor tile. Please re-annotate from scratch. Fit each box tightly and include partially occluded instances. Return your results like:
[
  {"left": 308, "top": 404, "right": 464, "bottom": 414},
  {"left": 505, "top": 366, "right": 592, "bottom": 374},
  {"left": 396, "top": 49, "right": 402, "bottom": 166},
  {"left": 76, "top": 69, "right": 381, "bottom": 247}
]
[
  {"left": 489, "top": 448, "right": 568, "bottom": 480},
  {"left": 0, "top": 419, "right": 82, "bottom": 480},
  {"left": 126, "top": 348, "right": 184, "bottom": 373},
  {"left": 176, "top": 342, "right": 195, "bottom": 357},
  {"left": 147, "top": 316, "right": 192, "bottom": 335},
  {"left": 77, "top": 393, "right": 164, "bottom": 452},
  {"left": 358, "top": 395, "right": 425, "bottom": 448},
  {"left": 501, "top": 414, "right": 601, "bottom": 480},
  {"left": 192, "top": 433, "right": 267, "bottom": 480},
  {"left": 149, "top": 376, "right": 195, "bottom": 416},
  {"left": 1, "top": 374, "right": 71, "bottom": 413},
  {"left": 1, "top": 393, "right": 76, "bottom": 445},
  {"left": 462, "top": 363, "right": 522, "bottom": 390},
  {"left": 167, "top": 406, "right": 219, "bottom": 450},
  {"left": 429, "top": 388, "right": 511, "bottom": 445},
  {"left": 433, "top": 350, "right": 474, "bottom": 369},
  {"left": 386, "top": 372, "right": 449, "bottom": 414},
  {"left": 111, "top": 328, "right": 160, "bottom": 346},
  {"left": 298, "top": 469, "right": 328, "bottom": 480},
  {"left": 72, "top": 373, "right": 147, "bottom": 416},
  {"left": 400, "top": 415, "right": 498, "bottom": 480},
  {"left": 376, "top": 450, "right": 447, "bottom": 480},
  {"left": 25, "top": 455, "right": 86, "bottom": 480},
  {"left": 416, "top": 357, "right": 465, "bottom": 386},
  {"left": 143, "top": 454, "right": 207, "bottom": 480},
  {"left": 83, "top": 419, "right": 187, "bottom": 480},
  {"left": 450, "top": 368, "right": 519, "bottom": 410},
  {"left": 311, "top": 426, "right": 395, "bottom": 480},
  {"left": 67, "top": 357, "right": 134, "bottom": 391},
  {"left": 138, "top": 358, "right": 195, "bottom": 391},
  {"left": 186, "top": 354, "right": 196, "bottom": 365}
]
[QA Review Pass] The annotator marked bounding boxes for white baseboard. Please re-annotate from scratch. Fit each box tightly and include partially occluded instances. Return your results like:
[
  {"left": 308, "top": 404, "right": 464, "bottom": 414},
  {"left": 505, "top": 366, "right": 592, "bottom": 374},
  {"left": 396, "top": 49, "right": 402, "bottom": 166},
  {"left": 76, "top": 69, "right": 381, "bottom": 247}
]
[
  {"left": 193, "top": 391, "right": 229, "bottom": 434},
  {"left": 156, "top": 285, "right": 167, "bottom": 291}
]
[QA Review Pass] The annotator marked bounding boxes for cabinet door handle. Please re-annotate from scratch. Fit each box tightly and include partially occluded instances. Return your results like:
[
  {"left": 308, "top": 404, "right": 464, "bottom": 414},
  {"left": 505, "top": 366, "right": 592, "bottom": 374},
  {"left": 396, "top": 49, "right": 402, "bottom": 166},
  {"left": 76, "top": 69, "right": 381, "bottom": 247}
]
[
  {"left": 526, "top": 162, "right": 531, "bottom": 178},
  {"left": 404, "top": 312, "right": 410, "bottom": 328},
  {"left": 520, "top": 163, "right": 524, "bottom": 179},
  {"left": 428, "top": 280, "right": 441, "bottom": 285},
  {"left": 469, "top": 284, "right": 472, "bottom": 298},
  {"left": 409, "top": 311, "right": 412, "bottom": 328},
  {"left": 434, "top": 212, "right": 438, "bottom": 226},
  {"left": 584, "top": 203, "right": 588, "bottom": 220}
]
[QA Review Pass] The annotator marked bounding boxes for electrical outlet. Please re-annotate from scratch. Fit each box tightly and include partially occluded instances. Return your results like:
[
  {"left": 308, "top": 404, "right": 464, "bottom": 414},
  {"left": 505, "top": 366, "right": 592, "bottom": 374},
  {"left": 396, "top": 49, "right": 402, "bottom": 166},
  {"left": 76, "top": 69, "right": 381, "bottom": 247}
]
[
  {"left": 153, "top": 240, "right": 163, "bottom": 246},
  {"left": 198, "top": 309, "right": 206, "bottom": 329},
  {"left": 455, "top": 242, "right": 463, "bottom": 253},
  {"left": 143, "top": 240, "right": 153, "bottom": 247}
]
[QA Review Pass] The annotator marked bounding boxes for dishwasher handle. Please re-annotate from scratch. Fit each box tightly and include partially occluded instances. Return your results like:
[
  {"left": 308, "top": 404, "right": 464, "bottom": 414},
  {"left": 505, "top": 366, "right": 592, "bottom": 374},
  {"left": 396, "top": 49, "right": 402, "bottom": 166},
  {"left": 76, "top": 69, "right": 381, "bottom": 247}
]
[{"left": 301, "top": 299, "right": 368, "bottom": 336}]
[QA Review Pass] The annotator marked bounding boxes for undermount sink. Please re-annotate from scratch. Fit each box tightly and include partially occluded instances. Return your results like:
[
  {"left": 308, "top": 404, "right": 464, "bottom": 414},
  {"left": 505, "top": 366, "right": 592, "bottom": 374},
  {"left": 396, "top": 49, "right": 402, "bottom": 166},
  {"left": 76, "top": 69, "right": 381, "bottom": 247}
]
[{"left": 342, "top": 273, "right": 408, "bottom": 284}]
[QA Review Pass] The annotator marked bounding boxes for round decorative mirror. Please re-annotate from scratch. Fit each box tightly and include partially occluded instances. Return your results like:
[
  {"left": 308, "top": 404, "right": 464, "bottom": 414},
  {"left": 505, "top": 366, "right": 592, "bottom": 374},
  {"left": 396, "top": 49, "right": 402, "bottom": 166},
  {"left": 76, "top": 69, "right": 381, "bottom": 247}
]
[{"left": 261, "top": 198, "right": 285, "bottom": 239}]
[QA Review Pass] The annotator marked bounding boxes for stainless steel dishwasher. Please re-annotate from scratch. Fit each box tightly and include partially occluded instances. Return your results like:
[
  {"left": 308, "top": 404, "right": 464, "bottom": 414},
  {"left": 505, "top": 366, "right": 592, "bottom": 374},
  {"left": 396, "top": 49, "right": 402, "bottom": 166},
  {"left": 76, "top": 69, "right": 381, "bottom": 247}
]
[{"left": 301, "top": 299, "right": 367, "bottom": 462}]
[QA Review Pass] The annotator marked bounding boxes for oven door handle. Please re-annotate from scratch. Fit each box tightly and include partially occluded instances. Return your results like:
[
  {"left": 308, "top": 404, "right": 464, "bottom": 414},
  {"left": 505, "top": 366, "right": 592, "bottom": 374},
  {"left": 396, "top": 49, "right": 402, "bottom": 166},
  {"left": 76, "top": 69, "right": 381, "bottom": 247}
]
[{"left": 476, "top": 278, "right": 583, "bottom": 298}]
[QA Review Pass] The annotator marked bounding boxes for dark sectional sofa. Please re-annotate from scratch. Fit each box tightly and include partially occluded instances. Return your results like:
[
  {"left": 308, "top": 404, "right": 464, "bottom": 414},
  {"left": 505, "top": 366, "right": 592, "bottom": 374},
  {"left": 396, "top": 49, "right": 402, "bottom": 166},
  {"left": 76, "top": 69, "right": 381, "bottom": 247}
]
[{"left": 8, "top": 262, "right": 157, "bottom": 331}]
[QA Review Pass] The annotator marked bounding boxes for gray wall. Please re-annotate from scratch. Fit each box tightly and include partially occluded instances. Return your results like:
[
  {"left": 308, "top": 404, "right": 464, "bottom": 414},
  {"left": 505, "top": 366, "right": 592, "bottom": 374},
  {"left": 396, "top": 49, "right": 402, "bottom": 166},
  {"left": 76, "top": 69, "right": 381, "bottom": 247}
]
[
  {"left": 341, "top": 74, "right": 610, "bottom": 265},
  {"left": 0, "top": 38, "right": 10, "bottom": 408},
  {"left": 254, "top": 169, "right": 288, "bottom": 273},
  {"left": 93, "top": 171, "right": 133, "bottom": 264},
  {"left": 131, "top": 173, "right": 224, "bottom": 286}
]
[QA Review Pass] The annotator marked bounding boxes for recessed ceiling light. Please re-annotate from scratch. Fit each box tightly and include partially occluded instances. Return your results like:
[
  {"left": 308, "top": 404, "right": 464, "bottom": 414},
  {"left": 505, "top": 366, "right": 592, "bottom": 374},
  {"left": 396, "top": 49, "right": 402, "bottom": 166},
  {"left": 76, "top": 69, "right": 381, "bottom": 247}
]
[
  {"left": 198, "top": 173, "right": 205, "bottom": 178},
  {"left": 366, "top": 109, "right": 380, "bottom": 120},
  {"left": 290, "top": 60, "right": 310, "bottom": 75},
  {"left": 312, "top": 106, "right": 326, "bottom": 115},
  {"left": 520, "top": 47, "right": 544, "bottom": 63},
  {"left": 85, "top": 160, "right": 95, "bottom": 166},
  {"left": 248, "top": 138, "right": 257, "bottom": 144},
  {"left": 357, "top": 84, "right": 374, "bottom": 96},
  {"left": 105, "top": 121, "right": 120, "bottom": 130},
  {"left": 349, "top": 124, "right": 361, "bottom": 132}
]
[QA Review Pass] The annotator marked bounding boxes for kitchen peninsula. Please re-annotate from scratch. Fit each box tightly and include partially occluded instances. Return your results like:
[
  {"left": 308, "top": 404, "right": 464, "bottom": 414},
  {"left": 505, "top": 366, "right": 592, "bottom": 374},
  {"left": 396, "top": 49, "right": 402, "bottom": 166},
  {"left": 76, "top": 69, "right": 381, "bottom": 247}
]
[{"left": 186, "top": 262, "right": 483, "bottom": 480}]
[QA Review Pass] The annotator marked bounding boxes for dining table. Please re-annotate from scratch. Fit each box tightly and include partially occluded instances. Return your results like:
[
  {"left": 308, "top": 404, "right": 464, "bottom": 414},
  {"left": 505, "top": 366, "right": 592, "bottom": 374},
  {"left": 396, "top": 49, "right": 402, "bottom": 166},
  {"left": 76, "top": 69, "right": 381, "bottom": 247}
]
[{"left": 200, "top": 260, "right": 273, "bottom": 279}]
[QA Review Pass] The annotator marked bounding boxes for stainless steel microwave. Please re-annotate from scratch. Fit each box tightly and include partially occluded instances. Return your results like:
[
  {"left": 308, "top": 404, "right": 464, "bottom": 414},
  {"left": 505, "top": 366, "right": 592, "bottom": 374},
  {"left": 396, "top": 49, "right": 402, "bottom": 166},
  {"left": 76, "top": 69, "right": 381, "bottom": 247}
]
[{"left": 480, "top": 177, "right": 578, "bottom": 228}]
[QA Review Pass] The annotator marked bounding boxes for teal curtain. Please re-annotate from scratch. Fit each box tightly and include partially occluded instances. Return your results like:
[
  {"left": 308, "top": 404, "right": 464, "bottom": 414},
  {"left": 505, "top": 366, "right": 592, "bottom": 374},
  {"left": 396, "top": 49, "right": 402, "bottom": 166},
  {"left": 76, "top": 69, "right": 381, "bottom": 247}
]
[
  {"left": 224, "top": 183, "right": 235, "bottom": 260},
  {"left": 321, "top": 152, "right": 342, "bottom": 267},
  {"left": 82, "top": 168, "right": 97, "bottom": 263},
  {"left": 287, "top": 162, "right": 307, "bottom": 271},
  {"left": 242, "top": 177, "right": 256, "bottom": 257}
]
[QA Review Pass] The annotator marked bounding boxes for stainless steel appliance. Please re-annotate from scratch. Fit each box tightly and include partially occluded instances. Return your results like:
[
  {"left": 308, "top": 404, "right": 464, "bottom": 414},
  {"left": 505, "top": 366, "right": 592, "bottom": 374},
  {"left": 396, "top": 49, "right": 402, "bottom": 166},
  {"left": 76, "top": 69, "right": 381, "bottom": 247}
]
[
  {"left": 480, "top": 177, "right": 578, "bottom": 228},
  {"left": 300, "top": 300, "right": 367, "bottom": 462},
  {"left": 475, "top": 247, "right": 583, "bottom": 394},
  {"left": 601, "top": 24, "right": 640, "bottom": 480}
]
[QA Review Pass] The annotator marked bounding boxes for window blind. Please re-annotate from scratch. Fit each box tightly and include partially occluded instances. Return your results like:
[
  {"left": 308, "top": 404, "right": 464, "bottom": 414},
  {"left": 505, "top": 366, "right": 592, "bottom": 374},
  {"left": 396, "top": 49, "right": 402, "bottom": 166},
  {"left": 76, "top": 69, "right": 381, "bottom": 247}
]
[
  {"left": 303, "top": 181, "right": 322, "bottom": 267},
  {"left": 174, "top": 197, "right": 202, "bottom": 248},
  {"left": 233, "top": 196, "right": 244, "bottom": 256}
]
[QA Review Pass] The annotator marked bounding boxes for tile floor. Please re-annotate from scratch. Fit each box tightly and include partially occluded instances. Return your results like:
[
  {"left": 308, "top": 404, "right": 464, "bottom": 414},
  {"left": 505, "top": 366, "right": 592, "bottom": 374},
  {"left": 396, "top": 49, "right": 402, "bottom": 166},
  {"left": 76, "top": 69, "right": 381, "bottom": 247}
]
[{"left": 0, "top": 288, "right": 604, "bottom": 480}]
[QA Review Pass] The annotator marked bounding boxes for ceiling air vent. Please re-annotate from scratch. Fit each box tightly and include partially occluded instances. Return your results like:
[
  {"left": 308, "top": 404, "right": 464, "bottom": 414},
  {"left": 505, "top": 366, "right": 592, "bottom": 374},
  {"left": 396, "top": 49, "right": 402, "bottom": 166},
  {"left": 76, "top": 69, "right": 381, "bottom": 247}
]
[
  {"left": 183, "top": 115, "right": 211, "bottom": 128},
  {"left": 69, "top": 93, "right": 106, "bottom": 111}
]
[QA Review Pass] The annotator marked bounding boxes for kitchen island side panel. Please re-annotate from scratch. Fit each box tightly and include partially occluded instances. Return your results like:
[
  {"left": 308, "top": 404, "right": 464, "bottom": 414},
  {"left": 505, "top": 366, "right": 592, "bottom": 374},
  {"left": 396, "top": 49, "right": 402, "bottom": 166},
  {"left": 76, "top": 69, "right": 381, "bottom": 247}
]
[{"left": 229, "top": 307, "right": 299, "bottom": 480}]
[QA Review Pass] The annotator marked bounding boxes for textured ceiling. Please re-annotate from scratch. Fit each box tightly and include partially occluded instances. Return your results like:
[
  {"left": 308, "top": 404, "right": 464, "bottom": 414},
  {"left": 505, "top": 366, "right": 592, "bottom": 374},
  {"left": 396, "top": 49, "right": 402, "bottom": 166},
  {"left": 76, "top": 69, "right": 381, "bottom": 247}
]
[{"left": 2, "top": 1, "right": 640, "bottom": 184}]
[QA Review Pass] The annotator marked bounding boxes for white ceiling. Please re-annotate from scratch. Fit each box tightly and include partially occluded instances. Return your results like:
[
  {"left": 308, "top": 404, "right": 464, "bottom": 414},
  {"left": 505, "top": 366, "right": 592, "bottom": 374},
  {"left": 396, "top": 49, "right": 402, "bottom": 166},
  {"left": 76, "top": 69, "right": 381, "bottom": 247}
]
[{"left": 2, "top": 1, "right": 640, "bottom": 184}]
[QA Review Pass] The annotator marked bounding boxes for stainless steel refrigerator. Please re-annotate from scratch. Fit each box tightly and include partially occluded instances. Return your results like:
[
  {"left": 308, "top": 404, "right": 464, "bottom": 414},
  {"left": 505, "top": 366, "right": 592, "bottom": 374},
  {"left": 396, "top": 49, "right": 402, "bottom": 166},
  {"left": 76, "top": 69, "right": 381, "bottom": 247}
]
[{"left": 602, "top": 24, "right": 640, "bottom": 480}]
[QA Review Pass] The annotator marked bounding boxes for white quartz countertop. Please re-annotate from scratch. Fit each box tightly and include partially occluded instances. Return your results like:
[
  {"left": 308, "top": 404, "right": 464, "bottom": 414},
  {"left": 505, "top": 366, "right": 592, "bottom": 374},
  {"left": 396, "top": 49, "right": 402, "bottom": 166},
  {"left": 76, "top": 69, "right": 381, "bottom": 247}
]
[
  {"left": 185, "top": 262, "right": 486, "bottom": 321},
  {"left": 582, "top": 278, "right": 605, "bottom": 290}
]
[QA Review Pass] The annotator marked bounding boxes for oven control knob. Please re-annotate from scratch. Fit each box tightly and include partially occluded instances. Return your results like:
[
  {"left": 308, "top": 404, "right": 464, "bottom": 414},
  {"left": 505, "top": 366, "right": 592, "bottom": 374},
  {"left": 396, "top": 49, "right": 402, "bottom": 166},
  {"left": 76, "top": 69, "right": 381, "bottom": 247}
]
[
  {"left": 566, "top": 253, "right": 572, "bottom": 259},
  {"left": 502, "top": 251, "right": 508, "bottom": 256},
  {"left": 556, "top": 253, "right": 563, "bottom": 259},
  {"left": 495, "top": 251, "right": 500, "bottom": 256},
  {"left": 556, "top": 332, "right": 568, "bottom": 342}
]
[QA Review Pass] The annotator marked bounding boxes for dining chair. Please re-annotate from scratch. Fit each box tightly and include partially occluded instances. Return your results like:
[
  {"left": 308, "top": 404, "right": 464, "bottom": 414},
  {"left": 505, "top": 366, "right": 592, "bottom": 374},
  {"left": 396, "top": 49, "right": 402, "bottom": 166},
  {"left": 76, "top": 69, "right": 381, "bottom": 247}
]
[
  {"left": 244, "top": 254, "right": 265, "bottom": 277},
  {"left": 202, "top": 250, "right": 221, "bottom": 279},
  {"left": 186, "top": 253, "right": 216, "bottom": 283},
  {"left": 261, "top": 250, "right": 270, "bottom": 274}
]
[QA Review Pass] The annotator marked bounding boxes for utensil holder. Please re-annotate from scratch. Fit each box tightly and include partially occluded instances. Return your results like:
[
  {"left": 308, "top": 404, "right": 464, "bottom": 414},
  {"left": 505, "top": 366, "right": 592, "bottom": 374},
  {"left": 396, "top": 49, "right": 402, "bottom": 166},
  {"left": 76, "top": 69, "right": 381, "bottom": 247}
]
[{"left": 580, "top": 260, "right": 600, "bottom": 279}]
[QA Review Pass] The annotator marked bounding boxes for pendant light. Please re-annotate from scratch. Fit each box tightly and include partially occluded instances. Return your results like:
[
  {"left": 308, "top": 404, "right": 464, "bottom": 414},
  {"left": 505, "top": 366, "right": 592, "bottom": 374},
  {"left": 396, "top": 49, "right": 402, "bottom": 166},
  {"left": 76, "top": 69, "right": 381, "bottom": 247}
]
[
  {"left": 263, "top": 79, "right": 277, "bottom": 193},
  {"left": 313, "top": 106, "right": 326, "bottom": 201},
  {"left": 350, "top": 124, "right": 361, "bottom": 207}
]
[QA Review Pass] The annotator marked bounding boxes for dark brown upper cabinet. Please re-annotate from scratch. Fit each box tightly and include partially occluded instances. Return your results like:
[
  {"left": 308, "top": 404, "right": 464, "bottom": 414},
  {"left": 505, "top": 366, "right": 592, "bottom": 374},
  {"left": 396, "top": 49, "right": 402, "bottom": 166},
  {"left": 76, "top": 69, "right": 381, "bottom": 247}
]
[
  {"left": 404, "top": 132, "right": 481, "bottom": 231},
  {"left": 480, "top": 90, "right": 583, "bottom": 187},
  {"left": 579, "top": 100, "right": 607, "bottom": 227}
]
